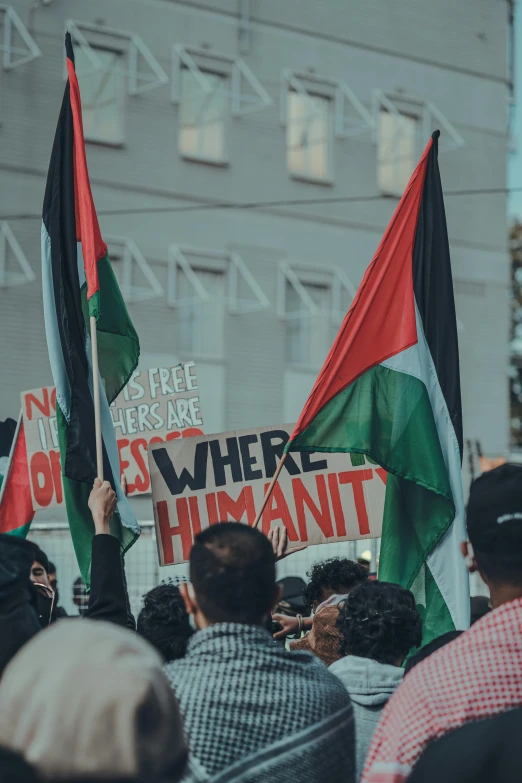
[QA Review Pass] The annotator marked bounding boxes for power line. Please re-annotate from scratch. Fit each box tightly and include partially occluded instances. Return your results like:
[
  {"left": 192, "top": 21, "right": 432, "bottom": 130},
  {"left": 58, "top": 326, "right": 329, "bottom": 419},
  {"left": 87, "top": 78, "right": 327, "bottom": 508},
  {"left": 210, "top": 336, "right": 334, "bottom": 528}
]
[{"left": 0, "top": 185, "right": 518, "bottom": 222}]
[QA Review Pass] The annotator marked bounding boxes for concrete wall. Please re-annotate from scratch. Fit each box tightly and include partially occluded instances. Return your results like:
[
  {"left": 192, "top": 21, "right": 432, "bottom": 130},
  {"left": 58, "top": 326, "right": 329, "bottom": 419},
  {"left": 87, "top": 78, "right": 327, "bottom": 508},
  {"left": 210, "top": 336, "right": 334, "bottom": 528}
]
[{"left": 0, "top": 0, "right": 510, "bottom": 462}]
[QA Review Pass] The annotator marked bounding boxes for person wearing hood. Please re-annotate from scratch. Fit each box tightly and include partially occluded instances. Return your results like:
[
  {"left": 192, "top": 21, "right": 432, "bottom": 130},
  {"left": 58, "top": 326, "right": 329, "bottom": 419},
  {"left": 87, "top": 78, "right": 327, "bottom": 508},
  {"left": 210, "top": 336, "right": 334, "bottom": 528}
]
[{"left": 330, "top": 581, "right": 422, "bottom": 780}]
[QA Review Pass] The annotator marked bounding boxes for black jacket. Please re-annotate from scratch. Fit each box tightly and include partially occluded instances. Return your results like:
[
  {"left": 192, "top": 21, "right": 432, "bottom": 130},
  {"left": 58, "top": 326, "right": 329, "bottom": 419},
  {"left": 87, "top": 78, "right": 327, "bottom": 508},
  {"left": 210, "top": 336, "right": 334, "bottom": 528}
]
[
  {"left": 408, "top": 706, "right": 522, "bottom": 783},
  {"left": 85, "top": 534, "right": 135, "bottom": 630},
  {"left": 0, "top": 535, "right": 41, "bottom": 678},
  {"left": 0, "top": 533, "right": 134, "bottom": 678}
]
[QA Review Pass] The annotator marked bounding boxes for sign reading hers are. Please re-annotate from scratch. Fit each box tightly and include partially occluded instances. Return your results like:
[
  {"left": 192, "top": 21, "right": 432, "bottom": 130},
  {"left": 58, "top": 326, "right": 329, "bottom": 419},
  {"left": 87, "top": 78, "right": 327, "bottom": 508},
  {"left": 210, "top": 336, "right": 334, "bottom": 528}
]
[
  {"left": 22, "top": 364, "right": 204, "bottom": 510},
  {"left": 148, "top": 424, "right": 387, "bottom": 566}
]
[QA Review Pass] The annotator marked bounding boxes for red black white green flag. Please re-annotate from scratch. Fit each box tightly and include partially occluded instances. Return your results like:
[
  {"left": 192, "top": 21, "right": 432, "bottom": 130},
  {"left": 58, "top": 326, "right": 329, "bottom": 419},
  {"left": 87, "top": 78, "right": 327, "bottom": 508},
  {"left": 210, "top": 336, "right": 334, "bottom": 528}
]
[
  {"left": 41, "top": 34, "right": 140, "bottom": 584},
  {"left": 286, "top": 132, "right": 469, "bottom": 642}
]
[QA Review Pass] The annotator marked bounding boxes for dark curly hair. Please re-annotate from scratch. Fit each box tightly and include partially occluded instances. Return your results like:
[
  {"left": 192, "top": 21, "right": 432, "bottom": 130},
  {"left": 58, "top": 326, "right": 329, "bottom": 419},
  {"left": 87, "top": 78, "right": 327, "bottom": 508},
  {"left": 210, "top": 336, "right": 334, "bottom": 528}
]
[
  {"left": 137, "top": 582, "right": 194, "bottom": 662},
  {"left": 303, "top": 558, "right": 368, "bottom": 606},
  {"left": 337, "top": 581, "right": 422, "bottom": 665}
]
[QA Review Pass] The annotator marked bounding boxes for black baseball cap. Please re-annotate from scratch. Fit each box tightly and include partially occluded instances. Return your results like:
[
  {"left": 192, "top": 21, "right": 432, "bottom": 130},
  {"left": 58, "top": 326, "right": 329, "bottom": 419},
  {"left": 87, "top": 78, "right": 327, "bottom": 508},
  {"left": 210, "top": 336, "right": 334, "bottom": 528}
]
[{"left": 467, "top": 463, "right": 522, "bottom": 557}]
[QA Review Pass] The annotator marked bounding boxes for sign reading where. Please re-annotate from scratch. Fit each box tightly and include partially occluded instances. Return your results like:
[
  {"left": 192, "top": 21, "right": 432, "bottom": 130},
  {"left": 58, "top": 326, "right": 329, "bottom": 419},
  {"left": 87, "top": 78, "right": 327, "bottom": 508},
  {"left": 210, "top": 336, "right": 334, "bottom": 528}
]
[{"left": 149, "top": 423, "right": 386, "bottom": 565}]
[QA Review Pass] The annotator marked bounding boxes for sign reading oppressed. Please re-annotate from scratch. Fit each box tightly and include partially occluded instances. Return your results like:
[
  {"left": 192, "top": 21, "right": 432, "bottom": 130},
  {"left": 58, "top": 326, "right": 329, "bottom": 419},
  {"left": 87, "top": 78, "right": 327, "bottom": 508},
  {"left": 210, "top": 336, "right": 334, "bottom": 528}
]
[
  {"left": 149, "top": 424, "right": 387, "bottom": 565},
  {"left": 22, "top": 364, "right": 204, "bottom": 510}
]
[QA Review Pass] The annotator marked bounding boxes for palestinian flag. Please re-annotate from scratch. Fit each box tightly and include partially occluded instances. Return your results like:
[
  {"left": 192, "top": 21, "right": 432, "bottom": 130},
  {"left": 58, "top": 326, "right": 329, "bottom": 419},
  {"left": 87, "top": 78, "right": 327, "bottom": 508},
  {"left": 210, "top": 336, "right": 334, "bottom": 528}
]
[
  {"left": 41, "top": 34, "right": 140, "bottom": 585},
  {"left": 0, "top": 414, "right": 34, "bottom": 537},
  {"left": 286, "top": 132, "right": 469, "bottom": 643}
]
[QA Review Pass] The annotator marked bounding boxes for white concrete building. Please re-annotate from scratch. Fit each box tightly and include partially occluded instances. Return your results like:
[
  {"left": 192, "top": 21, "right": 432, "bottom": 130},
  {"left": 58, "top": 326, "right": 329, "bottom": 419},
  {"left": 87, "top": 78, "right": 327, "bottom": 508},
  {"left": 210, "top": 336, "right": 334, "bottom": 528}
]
[{"left": 0, "top": 0, "right": 511, "bottom": 606}]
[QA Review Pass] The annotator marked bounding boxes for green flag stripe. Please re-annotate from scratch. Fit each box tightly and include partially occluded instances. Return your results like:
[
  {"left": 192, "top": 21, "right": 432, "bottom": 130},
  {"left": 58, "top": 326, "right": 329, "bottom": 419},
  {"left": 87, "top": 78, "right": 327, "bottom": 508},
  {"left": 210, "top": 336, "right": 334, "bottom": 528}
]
[
  {"left": 83, "top": 255, "right": 140, "bottom": 405},
  {"left": 287, "top": 363, "right": 452, "bottom": 502}
]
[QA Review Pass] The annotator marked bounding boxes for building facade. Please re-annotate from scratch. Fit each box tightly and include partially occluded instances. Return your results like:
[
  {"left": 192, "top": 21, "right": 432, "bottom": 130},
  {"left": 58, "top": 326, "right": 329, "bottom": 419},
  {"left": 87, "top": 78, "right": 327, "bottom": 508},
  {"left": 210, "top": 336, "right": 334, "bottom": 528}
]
[{"left": 0, "top": 0, "right": 511, "bottom": 590}]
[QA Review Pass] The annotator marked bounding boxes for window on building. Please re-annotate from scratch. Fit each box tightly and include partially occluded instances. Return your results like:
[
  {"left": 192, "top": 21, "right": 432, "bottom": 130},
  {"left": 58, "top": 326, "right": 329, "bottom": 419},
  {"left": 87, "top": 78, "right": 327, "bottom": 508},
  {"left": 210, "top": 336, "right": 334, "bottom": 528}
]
[
  {"left": 75, "top": 46, "right": 125, "bottom": 145},
  {"left": 286, "top": 91, "right": 331, "bottom": 182},
  {"left": 178, "top": 69, "right": 227, "bottom": 163},
  {"left": 177, "top": 268, "right": 225, "bottom": 357},
  {"left": 377, "top": 110, "right": 417, "bottom": 196},
  {"left": 285, "top": 281, "right": 334, "bottom": 367}
]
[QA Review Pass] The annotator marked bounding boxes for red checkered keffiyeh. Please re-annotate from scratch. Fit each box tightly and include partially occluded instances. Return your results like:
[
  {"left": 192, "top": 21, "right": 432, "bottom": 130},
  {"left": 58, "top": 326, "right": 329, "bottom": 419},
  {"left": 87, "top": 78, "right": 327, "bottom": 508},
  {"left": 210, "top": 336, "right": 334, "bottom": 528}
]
[{"left": 361, "top": 597, "right": 522, "bottom": 783}]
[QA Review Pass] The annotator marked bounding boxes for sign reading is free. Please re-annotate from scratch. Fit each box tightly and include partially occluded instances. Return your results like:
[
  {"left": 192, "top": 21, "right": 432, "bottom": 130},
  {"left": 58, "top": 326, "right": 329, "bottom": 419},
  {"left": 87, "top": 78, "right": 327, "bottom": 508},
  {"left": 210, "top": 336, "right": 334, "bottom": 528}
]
[{"left": 21, "top": 363, "right": 204, "bottom": 510}]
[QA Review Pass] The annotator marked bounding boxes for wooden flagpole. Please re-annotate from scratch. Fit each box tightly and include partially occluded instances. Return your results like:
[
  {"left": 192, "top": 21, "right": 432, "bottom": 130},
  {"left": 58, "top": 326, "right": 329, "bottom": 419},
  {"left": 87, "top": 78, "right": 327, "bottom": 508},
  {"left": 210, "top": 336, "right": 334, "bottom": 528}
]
[
  {"left": 90, "top": 315, "right": 104, "bottom": 481},
  {"left": 253, "top": 452, "right": 287, "bottom": 529}
]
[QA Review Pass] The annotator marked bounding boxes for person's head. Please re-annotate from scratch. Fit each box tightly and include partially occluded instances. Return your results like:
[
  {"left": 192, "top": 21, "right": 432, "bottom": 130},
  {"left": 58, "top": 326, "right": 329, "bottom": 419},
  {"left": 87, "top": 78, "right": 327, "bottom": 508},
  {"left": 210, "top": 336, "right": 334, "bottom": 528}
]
[
  {"left": 337, "top": 581, "right": 422, "bottom": 666},
  {"left": 470, "top": 595, "right": 491, "bottom": 625},
  {"left": 304, "top": 558, "right": 368, "bottom": 611},
  {"left": 357, "top": 557, "right": 371, "bottom": 573},
  {"left": 47, "top": 561, "right": 60, "bottom": 604},
  {"left": 29, "top": 547, "right": 50, "bottom": 589},
  {"left": 462, "top": 464, "right": 522, "bottom": 608},
  {"left": 404, "top": 630, "right": 463, "bottom": 674},
  {"left": 181, "top": 522, "right": 280, "bottom": 629},
  {"left": 137, "top": 583, "right": 194, "bottom": 662},
  {"left": 73, "top": 576, "right": 89, "bottom": 615},
  {"left": 0, "top": 619, "right": 187, "bottom": 781}
]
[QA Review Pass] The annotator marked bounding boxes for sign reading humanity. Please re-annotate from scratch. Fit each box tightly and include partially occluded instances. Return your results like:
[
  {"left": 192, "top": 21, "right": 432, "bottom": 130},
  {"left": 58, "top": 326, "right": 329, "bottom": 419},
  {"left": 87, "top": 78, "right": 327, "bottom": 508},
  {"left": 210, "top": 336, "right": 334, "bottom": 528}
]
[
  {"left": 22, "top": 364, "right": 204, "bottom": 510},
  {"left": 149, "top": 424, "right": 387, "bottom": 566}
]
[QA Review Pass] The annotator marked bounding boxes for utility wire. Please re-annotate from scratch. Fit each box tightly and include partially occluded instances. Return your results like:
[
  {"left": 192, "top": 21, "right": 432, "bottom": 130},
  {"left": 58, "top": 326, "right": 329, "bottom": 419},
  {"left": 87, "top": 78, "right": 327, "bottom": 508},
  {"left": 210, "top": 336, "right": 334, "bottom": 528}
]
[{"left": 0, "top": 185, "right": 518, "bottom": 222}]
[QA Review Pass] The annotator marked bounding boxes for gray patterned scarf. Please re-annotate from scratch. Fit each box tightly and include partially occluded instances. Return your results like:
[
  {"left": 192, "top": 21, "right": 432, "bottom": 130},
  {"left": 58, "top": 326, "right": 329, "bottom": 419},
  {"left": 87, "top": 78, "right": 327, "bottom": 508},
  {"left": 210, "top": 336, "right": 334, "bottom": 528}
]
[{"left": 165, "top": 623, "right": 354, "bottom": 783}]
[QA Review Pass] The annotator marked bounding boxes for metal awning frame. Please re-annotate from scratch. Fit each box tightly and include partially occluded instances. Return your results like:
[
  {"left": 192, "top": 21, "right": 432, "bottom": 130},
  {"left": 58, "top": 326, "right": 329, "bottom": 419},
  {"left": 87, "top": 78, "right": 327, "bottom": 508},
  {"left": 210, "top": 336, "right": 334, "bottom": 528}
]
[
  {"left": 280, "top": 69, "right": 376, "bottom": 139},
  {"left": 0, "top": 221, "right": 35, "bottom": 287},
  {"left": 105, "top": 235, "right": 163, "bottom": 303},
  {"left": 171, "top": 44, "right": 272, "bottom": 117},
  {"left": 168, "top": 246, "right": 270, "bottom": 315},
  {"left": 277, "top": 260, "right": 356, "bottom": 324},
  {"left": 65, "top": 19, "right": 169, "bottom": 95},
  {"left": 372, "top": 89, "right": 465, "bottom": 153},
  {"left": 0, "top": 5, "right": 41, "bottom": 70}
]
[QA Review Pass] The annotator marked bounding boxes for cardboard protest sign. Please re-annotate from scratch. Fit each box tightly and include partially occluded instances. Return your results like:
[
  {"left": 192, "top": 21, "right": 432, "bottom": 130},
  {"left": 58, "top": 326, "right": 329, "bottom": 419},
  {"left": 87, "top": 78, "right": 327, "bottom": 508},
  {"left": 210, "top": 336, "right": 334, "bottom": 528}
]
[
  {"left": 148, "top": 423, "right": 387, "bottom": 566},
  {"left": 21, "top": 363, "right": 204, "bottom": 510}
]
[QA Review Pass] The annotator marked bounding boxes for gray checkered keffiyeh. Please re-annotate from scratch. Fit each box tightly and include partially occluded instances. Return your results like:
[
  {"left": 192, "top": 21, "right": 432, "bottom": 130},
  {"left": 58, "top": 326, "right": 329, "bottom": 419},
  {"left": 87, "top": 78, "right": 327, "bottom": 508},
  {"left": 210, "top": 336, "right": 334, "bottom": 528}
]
[{"left": 165, "top": 623, "right": 354, "bottom": 782}]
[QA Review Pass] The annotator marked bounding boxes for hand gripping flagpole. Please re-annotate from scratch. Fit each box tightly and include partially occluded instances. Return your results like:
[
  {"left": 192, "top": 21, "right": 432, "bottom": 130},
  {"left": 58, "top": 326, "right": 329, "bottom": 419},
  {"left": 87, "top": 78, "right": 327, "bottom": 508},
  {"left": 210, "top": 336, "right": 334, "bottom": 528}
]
[
  {"left": 90, "top": 315, "right": 104, "bottom": 481},
  {"left": 253, "top": 452, "right": 287, "bottom": 529}
]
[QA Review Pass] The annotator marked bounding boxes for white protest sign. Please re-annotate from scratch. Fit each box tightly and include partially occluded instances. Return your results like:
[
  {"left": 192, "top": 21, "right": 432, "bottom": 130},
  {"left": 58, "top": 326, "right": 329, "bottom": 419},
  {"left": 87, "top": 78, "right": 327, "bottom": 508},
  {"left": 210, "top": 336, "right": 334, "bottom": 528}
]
[
  {"left": 148, "top": 423, "right": 386, "bottom": 565},
  {"left": 21, "top": 363, "right": 204, "bottom": 510}
]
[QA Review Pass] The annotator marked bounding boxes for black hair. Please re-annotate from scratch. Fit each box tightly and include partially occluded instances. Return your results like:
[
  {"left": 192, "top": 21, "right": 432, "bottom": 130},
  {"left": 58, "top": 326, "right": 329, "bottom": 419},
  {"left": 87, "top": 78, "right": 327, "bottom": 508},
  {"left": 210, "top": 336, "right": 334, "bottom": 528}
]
[
  {"left": 404, "top": 630, "right": 463, "bottom": 674},
  {"left": 337, "top": 581, "right": 422, "bottom": 665},
  {"left": 190, "top": 522, "right": 276, "bottom": 625},
  {"left": 470, "top": 595, "right": 491, "bottom": 625},
  {"left": 137, "top": 582, "right": 194, "bottom": 662},
  {"left": 303, "top": 558, "right": 368, "bottom": 606},
  {"left": 32, "top": 546, "right": 49, "bottom": 574},
  {"left": 0, "top": 746, "right": 40, "bottom": 783},
  {"left": 472, "top": 550, "right": 522, "bottom": 587},
  {"left": 47, "top": 561, "right": 56, "bottom": 576}
]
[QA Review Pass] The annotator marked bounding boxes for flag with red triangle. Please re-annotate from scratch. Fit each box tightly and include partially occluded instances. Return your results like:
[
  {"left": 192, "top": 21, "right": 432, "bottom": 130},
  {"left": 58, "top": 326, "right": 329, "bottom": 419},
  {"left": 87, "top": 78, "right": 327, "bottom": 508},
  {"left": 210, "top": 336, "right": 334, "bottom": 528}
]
[{"left": 286, "top": 132, "right": 469, "bottom": 643}]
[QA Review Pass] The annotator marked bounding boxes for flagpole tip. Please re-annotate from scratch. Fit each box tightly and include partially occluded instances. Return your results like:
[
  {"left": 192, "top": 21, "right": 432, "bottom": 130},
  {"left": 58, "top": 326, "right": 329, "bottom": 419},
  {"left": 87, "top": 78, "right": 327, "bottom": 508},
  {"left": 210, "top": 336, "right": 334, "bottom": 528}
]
[
  {"left": 432, "top": 130, "right": 440, "bottom": 140},
  {"left": 65, "top": 31, "right": 75, "bottom": 65}
]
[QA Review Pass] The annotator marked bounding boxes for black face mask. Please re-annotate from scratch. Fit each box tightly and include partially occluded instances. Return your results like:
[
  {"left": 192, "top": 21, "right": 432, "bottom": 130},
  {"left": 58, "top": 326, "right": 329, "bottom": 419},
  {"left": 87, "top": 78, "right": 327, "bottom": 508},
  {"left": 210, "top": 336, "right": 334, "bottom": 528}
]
[{"left": 30, "top": 583, "right": 56, "bottom": 628}]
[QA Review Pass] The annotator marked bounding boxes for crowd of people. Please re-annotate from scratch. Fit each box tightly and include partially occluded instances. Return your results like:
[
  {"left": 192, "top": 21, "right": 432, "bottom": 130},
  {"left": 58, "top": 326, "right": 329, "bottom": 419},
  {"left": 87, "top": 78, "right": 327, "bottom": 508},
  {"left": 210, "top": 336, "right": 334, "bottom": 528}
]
[{"left": 0, "top": 463, "right": 521, "bottom": 782}]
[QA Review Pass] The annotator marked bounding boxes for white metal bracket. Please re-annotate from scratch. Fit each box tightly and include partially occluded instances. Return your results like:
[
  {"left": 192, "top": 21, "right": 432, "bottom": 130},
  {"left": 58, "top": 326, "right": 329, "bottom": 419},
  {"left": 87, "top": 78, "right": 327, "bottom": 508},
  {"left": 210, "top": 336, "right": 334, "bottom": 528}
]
[
  {"left": 105, "top": 235, "right": 163, "bottom": 303},
  {"left": 372, "top": 89, "right": 465, "bottom": 152},
  {"left": 0, "top": 5, "right": 41, "bottom": 71},
  {"left": 280, "top": 69, "right": 375, "bottom": 139},
  {"left": 167, "top": 246, "right": 270, "bottom": 315},
  {"left": 277, "top": 260, "right": 356, "bottom": 324},
  {"left": 172, "top": 45, "right": 272, "bottom": 117},
  {"left": 65, "top": 19, "right": 169, "bottom": 95},
  {"left": 0, "top": 222, "right": 35, "bottom": 287}
]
